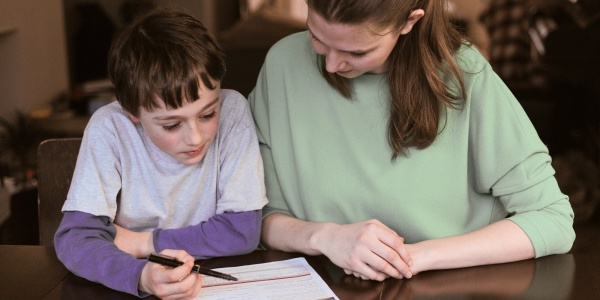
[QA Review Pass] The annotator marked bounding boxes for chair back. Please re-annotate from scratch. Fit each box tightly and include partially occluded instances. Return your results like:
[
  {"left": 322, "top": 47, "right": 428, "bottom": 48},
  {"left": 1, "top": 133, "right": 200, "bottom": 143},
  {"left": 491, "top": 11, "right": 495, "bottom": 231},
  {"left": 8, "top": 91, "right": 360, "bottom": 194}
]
[{"left": 37, "top": 138, "right": 82, "bottom": 246}]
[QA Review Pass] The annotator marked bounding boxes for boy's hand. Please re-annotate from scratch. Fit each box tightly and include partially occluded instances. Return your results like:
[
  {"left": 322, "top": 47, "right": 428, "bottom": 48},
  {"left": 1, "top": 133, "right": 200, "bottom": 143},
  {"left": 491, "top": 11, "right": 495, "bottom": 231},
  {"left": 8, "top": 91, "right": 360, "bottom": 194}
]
[
  {"left": 139, "top": 249, "right": 202, "bottom": 299},
  {"left": 114, "top": 224, "right": 155, "bottom": 258}
]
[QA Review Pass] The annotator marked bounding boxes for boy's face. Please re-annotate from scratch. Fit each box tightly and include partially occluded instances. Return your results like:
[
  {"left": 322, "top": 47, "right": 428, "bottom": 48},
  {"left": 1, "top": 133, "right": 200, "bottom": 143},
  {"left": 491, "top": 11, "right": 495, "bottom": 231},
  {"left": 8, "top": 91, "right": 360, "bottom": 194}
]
[{"left": 129, "top": 82, "right": 221, "bottom": 165}]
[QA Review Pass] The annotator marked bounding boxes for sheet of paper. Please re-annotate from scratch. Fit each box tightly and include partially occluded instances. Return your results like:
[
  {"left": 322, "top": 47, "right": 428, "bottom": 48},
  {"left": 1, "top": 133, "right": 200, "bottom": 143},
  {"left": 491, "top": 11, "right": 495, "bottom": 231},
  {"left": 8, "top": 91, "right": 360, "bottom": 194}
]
[{"left": 195, "top": 257, "right": 339, "bottom": 300}]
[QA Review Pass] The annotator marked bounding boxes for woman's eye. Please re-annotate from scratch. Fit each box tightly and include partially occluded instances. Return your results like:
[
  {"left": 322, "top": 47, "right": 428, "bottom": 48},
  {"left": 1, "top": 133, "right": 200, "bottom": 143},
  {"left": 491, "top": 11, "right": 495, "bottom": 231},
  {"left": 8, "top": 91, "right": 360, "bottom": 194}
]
[
  {"left": 350, "top": 52, "right": 367, "bottom": 58},
  {"left": 162, "top": 123, "right": 180, "bottom": 131},
  {"left": 310, "top": 32, "right": 320, "bottom": 42}
]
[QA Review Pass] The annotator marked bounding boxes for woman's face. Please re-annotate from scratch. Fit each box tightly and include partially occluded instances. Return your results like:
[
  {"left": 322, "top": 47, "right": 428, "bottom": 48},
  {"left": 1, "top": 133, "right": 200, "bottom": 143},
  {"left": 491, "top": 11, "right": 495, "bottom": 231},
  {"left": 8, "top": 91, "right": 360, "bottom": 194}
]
[
  {"left": 306, "top": 8, "right": 423, "bottom": 78},
  {"left": 306, "top": 9, "right": 401, "bottom": 78}
]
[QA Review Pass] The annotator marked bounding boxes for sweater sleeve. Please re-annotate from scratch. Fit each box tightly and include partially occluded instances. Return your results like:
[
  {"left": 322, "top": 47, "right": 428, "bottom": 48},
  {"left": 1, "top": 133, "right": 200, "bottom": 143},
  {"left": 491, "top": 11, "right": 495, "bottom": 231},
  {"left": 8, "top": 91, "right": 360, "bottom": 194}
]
[
  {"left": 54, "top": 211, "right": 148, "bottom": 297},
  {"left": 248, "top": 52, "right": 293, "bottom": 220},
  {"left": 152, "top": 210, "right": 261, "bottom": 258},
  {"left": 466, "top": 57, "right": 575, "bottom": 257}
]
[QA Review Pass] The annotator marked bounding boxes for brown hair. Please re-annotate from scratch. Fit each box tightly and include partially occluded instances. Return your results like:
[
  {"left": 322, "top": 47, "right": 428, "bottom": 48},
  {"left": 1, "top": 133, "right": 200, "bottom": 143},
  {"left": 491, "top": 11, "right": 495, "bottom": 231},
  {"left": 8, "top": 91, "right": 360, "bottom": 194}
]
[
  {"left": 108, "top": 7, "right": 226, "bottom": 117},
  {"left": 307, "top": 0, "right": 466, "bottom": 159}
]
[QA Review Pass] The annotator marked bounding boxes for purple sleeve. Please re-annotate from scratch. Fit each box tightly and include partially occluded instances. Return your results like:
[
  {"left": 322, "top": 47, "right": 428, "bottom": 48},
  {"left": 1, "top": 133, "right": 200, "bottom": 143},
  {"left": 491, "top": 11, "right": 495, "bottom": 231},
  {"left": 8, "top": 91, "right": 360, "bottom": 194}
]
[
  {"left": 153, "top": 210, "right": 262, "bottom": 258},
  {"left": 54, "top": 211, "right": 148, "bottom": 297}
]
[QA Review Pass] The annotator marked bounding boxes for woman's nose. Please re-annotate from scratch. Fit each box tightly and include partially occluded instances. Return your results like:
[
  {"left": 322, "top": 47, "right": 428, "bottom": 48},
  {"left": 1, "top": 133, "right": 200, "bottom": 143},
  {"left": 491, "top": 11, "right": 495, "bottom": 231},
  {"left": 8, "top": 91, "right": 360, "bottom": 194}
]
[{"left": 325, "top": 51, "right": 345, "bottom": 73}]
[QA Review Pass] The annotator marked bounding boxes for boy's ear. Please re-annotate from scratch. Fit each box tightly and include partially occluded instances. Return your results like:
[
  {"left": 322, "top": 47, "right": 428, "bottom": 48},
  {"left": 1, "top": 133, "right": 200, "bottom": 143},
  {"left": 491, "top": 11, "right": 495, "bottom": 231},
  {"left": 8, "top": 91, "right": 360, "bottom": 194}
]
[
  {"left": 128, "top": 113, "right": 140, "bottom": 123},
  {"left": 399, "top": 9, "right": 425, "bottom": 35}
]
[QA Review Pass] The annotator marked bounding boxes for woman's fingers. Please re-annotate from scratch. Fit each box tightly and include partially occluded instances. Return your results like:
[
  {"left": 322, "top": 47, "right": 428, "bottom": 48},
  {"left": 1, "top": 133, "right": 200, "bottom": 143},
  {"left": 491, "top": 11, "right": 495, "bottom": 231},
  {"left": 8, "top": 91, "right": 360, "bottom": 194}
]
[
  {"left": 358, "top": 221, "right": 413, "bottom": 278},
  {"left": 332, "top": 220, "right": 413, "bottom": 280}
]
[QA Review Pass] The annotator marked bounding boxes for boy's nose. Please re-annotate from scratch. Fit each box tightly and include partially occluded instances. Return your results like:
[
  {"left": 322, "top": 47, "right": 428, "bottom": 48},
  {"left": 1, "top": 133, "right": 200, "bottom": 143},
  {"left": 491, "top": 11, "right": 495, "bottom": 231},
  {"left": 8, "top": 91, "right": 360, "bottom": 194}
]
[{"left": 184, "top": 123, "right": 202, "bottom": 146}]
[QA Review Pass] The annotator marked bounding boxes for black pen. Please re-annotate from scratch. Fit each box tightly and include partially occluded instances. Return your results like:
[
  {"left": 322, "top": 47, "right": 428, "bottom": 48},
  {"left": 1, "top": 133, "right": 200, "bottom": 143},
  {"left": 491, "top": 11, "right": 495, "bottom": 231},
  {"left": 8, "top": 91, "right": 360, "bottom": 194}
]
[{"left": 148, "top": 253, "right": 238, "bottom": 281}]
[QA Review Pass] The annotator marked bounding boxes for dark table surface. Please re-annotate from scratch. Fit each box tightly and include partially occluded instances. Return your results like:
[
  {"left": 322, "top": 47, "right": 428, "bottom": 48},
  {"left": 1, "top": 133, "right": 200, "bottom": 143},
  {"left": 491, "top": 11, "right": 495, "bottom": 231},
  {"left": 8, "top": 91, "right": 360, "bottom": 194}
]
[
  {"left": 0, "top": 245, "right": 69, "bottom": 300},
  {"left": 1, "top": 244, "right": 599, "bottom": 300}
]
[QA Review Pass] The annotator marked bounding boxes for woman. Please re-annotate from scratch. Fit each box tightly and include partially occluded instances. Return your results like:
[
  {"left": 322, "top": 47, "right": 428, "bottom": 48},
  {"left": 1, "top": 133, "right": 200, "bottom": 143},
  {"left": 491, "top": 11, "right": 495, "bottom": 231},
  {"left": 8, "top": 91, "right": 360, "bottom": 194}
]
[{"left": 249, "top": 0, "right": 574, "bottom": 281}]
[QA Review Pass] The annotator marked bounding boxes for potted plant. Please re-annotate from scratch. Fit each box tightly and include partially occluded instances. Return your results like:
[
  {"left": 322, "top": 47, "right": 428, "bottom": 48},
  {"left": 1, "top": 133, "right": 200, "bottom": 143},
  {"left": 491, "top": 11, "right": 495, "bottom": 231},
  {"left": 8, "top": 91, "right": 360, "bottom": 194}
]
[{"left": 0, "top": 110, "right": 48, "bottom": 191}]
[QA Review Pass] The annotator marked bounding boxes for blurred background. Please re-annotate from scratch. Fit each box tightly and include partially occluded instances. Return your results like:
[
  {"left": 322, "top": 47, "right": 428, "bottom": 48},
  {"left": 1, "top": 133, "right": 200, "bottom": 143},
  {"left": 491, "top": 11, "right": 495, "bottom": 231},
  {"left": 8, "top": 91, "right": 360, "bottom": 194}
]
[{"left": 0, "top": 0, "right": 598, "bottom": 248}]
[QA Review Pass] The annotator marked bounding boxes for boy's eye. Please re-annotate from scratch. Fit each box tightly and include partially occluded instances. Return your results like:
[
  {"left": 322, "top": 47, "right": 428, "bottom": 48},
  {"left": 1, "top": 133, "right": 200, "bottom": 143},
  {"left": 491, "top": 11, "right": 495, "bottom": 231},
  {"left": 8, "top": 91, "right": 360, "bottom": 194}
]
[
  {"left": 162, "top": 123, "right": 180, "bottom": 131},
  {"left": 201, "top": 111, "right": 216, "bottom": 120}
]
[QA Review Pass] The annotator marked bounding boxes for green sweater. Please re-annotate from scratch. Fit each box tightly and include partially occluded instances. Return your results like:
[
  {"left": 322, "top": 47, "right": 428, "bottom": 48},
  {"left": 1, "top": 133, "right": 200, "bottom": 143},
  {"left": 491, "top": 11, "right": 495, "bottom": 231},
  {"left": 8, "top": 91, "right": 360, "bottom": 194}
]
[{"left": 249, "top": 31, "right": 575, "bottom": 257}]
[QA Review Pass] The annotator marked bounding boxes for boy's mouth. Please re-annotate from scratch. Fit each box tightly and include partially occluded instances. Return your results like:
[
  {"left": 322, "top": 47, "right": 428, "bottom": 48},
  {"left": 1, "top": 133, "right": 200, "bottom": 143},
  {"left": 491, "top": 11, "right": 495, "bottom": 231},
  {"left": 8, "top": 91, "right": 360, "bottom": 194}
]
[{"left": 184, "top": 145, "right": 204, "bottom": 157}]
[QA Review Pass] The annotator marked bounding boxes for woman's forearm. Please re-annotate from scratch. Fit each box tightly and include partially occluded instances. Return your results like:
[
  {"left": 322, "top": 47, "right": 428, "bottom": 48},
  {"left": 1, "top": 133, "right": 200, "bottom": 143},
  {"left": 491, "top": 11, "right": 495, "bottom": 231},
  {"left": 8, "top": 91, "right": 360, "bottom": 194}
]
[
  {"left": 261, "top": 212, "right": 334, "bottom": 255},
  {"left": 407, "top": 219, "right": 535, "bottom": 274}
]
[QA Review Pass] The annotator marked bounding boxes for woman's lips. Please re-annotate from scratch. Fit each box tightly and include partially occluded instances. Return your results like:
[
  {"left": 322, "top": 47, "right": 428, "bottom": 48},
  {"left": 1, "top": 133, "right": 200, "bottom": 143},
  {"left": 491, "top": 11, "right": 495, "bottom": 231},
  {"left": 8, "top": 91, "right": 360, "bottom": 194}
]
[{"left": 336, "top": 69, "right": 353, "bottom": 76}]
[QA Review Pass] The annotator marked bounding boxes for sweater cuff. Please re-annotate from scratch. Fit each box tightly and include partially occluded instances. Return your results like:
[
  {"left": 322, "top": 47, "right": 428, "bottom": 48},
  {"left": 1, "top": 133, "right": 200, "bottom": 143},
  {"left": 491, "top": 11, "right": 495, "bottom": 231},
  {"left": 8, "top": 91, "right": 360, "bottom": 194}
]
[{"left": 153, "top": 228, "right": 163, "bottom": 253}]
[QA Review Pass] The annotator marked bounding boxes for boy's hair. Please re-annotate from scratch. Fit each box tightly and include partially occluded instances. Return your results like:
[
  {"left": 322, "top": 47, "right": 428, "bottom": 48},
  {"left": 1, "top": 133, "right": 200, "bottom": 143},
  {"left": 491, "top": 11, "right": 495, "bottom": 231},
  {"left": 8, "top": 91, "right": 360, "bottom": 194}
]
[{"left": 108, "top": 7, "right": 226, "bottom": 117}]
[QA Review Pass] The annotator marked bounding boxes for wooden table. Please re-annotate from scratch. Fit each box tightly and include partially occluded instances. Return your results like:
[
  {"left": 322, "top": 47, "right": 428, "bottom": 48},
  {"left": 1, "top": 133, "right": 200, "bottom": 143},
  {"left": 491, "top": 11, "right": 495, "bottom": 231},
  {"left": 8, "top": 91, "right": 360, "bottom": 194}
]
[
  {"left": 1, "top": 245, "right": 598, "bottom": 300},
  {"left": 0, "top": 245, "right": 69, "bottom": 299}
]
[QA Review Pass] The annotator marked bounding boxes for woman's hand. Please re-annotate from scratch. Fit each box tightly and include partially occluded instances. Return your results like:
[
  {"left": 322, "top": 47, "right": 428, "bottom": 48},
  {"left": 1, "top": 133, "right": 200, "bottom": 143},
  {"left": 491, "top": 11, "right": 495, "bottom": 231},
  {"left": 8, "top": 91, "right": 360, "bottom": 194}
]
[
  {"left": 316, "top": 219, "right": 413, "bottom": 281},
  {"left": 262, "top": 214, "right": 413, "bottom": 280},
  {"left": 114, "top": 224, "right": 154, "bottom": 258},
  {"left": 139, "top": 249, "right": 202, "bottom": 300}
]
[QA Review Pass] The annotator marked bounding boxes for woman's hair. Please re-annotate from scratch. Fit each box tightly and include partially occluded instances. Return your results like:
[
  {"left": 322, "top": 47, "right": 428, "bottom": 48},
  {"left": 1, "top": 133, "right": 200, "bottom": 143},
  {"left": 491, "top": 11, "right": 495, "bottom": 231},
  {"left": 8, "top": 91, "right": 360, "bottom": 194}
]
[
  {"left": 307, "top": 0, "right": 466, "bottom": 159},
  {"left": 108, "top": 7, "right": 226, "bottom": 117}
]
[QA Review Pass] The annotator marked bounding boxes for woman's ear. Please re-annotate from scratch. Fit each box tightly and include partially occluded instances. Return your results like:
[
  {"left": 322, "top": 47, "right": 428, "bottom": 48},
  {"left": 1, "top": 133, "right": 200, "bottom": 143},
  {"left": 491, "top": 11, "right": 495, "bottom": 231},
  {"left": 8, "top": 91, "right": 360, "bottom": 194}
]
[
  {"left": 399, "top": 9, "right": 425, "bottom": 35},
  {"left": 128, "top": 112, "right": 140, "bottom": 123}
]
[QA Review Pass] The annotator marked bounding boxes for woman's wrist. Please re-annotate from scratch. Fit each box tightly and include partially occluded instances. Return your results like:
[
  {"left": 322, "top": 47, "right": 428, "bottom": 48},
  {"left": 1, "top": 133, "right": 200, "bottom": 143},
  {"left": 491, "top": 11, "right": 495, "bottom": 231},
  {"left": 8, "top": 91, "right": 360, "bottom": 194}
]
[
  {"left": 308, "top": 222, "right": 338, "bottom": 255},
  {"left": 406, "top": 241, "right": 438, "bottom": 275}
]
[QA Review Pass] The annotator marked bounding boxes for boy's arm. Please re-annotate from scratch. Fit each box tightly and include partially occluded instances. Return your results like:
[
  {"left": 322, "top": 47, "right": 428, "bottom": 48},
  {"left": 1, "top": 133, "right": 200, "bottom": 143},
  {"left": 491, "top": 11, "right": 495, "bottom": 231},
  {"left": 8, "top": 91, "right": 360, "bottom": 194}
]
[
  {"left": 54, "top": 211, "right": 148, "bottom": 296},
  {"left": 152, "top": 210, "right": 262, "bottom": 257}
]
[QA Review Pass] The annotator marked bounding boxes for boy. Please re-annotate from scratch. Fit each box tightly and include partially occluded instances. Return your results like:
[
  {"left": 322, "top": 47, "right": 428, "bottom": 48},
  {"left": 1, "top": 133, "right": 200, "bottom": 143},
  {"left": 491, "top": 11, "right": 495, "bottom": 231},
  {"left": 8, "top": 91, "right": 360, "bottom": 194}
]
[{"left": 54, "top": 8, "right": 267, "bottom": 298}]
